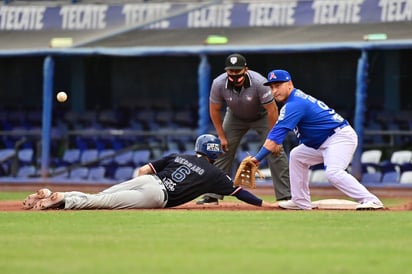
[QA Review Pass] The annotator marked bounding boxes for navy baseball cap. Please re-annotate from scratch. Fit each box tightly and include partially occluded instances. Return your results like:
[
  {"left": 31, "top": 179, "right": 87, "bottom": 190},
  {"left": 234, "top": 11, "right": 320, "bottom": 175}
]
[
  {"left": 263, "top": 69, "right": 292, "bottom": 86},
  {"left": 225, "top": 53, "right": 247, "bottom": 70}
]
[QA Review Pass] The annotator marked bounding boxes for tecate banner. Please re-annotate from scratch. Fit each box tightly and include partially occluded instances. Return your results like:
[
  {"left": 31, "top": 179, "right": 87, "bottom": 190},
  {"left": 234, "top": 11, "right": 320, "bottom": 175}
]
[{"left": 0, "top": 0, "right": 411, "bottom": 31}]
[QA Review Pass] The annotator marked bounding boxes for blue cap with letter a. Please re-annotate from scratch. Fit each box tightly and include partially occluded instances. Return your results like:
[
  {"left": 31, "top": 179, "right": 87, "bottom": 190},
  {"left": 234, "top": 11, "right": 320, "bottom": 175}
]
[{"left": 263, "top": 69, "right": 292, "bottom": 86}]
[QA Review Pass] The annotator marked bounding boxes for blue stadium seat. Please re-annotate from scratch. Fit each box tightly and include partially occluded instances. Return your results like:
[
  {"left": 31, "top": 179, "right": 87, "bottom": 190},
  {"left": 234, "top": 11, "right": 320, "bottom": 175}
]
[
  {"left": 80, "top": 149, "right": 99, "bottom": 166},
  {"left": 98, "top": 149, "right": 115, "bottom": 165},
  {"left": 162, "top": 149, "right": 180, "bottom": 157},
  {"left": 17, "top": 165, "right": 37, "bottom": 178},
  {"left": 381, "top": 171, "right": 400, "bottom": 184},
  {"left": 51, "top": 167, "right": 69, "bottom": 179},
  {"left": 0, "top": 148, "right": 15, "bottom": 163},
  {"left": 114, "top": 150, "right": 134, "bottom": 166},
  {"left": 70, "top": 167, "right": 89, "bottom": 180},
  {"left": 61, "top": 149, "right": 81, "bottom": 166},
  {"left": 18, "top": 148, "right": 34, "bottom": 166},
  {"left": 361, "top": 172, "right": 382, "bottom": 184},
  {"left": 133, "top": 150, "right": 151, "bottom": 166},
  {"left": 113, "top": 166, "right": 134, "bottom": 181},
  {"left": 88, "top": 166, "right": 106, "bottom": 181}
]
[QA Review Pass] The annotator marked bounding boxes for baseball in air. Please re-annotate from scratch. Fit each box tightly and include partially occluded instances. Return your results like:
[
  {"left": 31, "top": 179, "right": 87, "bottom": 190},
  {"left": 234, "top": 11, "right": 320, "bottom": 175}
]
[{"left": 56, "top": 91, "right": 68, "bottom": 102}]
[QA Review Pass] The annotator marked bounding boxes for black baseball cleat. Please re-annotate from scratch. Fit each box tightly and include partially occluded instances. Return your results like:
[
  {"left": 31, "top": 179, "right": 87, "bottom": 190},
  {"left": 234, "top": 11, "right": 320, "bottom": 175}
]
[{"left": 196, "top": 196, "right": 219, "bottom": 205}]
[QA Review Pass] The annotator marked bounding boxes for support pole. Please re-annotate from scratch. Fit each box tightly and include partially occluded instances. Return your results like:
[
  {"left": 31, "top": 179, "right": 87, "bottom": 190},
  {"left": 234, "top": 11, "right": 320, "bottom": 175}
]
[
  {"left": 40, "top": 56, "right": 54, "bottom": 178},
  {"left": 197, "top": 54, "right": 211, "bottom": 135},
  {"left": 352, "top": 50, "right": 368, "bottom": 180}
]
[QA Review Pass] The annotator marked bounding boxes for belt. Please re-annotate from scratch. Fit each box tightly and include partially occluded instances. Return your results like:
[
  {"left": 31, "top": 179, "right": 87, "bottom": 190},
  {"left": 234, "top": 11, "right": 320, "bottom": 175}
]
[
  {"left": 334, "top": 121, "right": 349, "bottom": 132},
  {"left": 328, "top": 121, "right": 349, "bottom": 137},
  {"left": 233, "top": 112, "right": 266, "bottom": 122},
  {"left": 161, "top": 189, "right": 168, "bottom": 202},
  {"left": 153, "top": 175, "right": 168, "bottom": 202}
]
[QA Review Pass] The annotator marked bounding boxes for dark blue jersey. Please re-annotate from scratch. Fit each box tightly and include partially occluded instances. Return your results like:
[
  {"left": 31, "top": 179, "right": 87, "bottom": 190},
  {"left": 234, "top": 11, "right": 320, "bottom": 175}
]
[{"left": 149, "top": 154, "right": 242, "bottom": 208}]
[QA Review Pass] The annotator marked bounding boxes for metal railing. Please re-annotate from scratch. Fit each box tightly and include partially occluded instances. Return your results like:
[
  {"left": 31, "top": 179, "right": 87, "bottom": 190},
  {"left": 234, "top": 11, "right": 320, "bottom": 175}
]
[{"left": 364, "top": 130, "right": 412, "bottom": 148}]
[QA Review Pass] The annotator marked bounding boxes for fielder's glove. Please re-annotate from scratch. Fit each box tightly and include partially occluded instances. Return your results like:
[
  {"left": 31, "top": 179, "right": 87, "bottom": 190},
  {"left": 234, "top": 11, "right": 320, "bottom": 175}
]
[{"left": 233, "top": 156, "right": 265, "bottom": 189}]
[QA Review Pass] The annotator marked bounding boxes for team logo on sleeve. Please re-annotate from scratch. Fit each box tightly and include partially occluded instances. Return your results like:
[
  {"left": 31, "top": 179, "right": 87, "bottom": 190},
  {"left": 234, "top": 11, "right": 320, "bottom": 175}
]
[
  {"left": 262, "top": 90, "right": 271, "bottom": 99},
  {"left": 279, "top": 106, "right": 286, "bottom": 121}
]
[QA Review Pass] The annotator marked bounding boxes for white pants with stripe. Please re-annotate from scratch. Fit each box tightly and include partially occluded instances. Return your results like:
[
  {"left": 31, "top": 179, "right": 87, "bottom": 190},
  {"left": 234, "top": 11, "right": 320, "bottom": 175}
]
[
  {"left": 63, "top": 175, "right": 167, "bottom": 210},
  {"left": 289, "top": 126, "right": 382, "bottom": 210}
]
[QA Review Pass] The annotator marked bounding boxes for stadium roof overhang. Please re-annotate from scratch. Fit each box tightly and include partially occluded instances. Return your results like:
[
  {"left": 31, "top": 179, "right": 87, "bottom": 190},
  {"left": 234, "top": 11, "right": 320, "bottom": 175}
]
[{"left": 1, "top": 21, "right": 412, "bottom": 56}]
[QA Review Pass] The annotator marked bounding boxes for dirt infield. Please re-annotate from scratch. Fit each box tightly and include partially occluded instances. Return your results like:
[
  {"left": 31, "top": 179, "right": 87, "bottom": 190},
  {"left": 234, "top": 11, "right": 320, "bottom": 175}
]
[
  {"left": 1, "top": 183, "right": 412, "bottom": 211},
  {"left": 2, "top": 200, "right": 412, "bottom": 211}
]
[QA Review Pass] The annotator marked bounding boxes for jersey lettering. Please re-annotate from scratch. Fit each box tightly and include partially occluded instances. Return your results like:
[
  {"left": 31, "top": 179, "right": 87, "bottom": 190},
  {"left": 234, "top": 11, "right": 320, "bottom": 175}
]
[
  {"left": 278, "top": 105, "right": 286, "bottom": 121},
  {"left": 162, "top": 177, "right": 176, "bottom": 191},
  {"left": 332, "top": 113, "right": 344, "bottom": 122},
  {"left": 296, "top": 89, "right": 344, "bottom": 122},
  {"left": 174, "top": 156, "right": 205, "bottom": 175},
  {"left": 171, "top": 166, "right": 191, "bottom": 182},
  {"left": 317, "top": 100, "right": 329, "bottom": 110}
]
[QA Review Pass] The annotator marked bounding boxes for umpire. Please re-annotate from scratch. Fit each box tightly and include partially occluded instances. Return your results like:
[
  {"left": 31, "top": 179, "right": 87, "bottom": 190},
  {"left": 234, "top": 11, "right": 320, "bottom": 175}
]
[{"left": 197, "top": 53, "right": 291, "bottom": 204}]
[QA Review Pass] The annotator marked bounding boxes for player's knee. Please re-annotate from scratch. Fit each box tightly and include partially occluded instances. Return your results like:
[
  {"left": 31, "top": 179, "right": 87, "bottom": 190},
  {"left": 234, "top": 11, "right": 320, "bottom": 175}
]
[
  {"left": 324, "top": 167, "right": 344, "bottom": 182},
  {"left": 289, "top": 147, "right": 300, "bottom": 161}
]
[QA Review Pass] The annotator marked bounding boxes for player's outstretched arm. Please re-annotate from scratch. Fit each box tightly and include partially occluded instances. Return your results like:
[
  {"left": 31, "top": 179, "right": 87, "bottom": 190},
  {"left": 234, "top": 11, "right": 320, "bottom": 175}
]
[
  {"left": 234, "top": 189, "right": 279, "bottom": 208},
  {"left": 254, "top": 139, "right": 282, "bottom": 163},
  {"left": 261, "top": 201, "right": 280, "bottom": 208}
]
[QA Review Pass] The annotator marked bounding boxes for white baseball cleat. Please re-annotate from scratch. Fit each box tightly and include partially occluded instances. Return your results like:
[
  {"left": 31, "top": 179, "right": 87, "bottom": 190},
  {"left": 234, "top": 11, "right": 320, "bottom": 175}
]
[
  {"left": 22, "top": 188, "right": 52, "bottom": 209},
  {"left": 278, "top": 200, "right": 318, "bottom": 210},
  {"left": 33, "top": 192, "right": 65, "bottom": 210},
  {"left": 356, "top": 201, "right": 384, "bottom": 210},
  {"left": 278, "top": 200, "right": 302, "bottom": 210}
]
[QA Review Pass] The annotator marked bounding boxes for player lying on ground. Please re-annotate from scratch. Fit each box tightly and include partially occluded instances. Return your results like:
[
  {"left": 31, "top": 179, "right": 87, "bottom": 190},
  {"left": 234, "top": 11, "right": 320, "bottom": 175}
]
[
  {"left": 23, "top": 134, "right": 279, "bottom": 210},
  {"left": 250, "top": 69, "right": 384, "bottom": 211}
]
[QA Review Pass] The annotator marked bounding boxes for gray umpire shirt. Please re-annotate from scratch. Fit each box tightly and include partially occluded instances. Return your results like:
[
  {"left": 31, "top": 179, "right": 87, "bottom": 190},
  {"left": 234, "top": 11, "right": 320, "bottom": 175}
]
[{"left": 209, "top": 70, "right": 274, "bottom": 122}]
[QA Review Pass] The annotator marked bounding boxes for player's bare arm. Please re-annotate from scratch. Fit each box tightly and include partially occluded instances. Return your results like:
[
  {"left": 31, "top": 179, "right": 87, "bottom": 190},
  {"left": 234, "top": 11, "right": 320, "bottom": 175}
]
[
  {"left": 209, "top": 101, "right": 229, "bottom": 151},
  {"left": 262, "top": 139, "right": 282, "bottom": 156},
  {"left": 137, "top": 164, "right": 153, "bottom": 176},
  {"left": 262, "top": 201, "right": 280, "bottom": 208},
  {"left": 233, "top": 188, "right": 279, "bottom": 208},
  {"left": 263, "top": 101, "right": 278, "bottom": 128},
  {"left": 252, "top": 139, "right": 282, "bottom": 165}
]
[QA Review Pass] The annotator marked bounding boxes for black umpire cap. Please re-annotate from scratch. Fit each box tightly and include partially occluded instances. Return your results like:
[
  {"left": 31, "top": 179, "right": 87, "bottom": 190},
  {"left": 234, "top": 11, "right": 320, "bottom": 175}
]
[{"left": 225, "top": 53, "right": 247, "bottom": 70}]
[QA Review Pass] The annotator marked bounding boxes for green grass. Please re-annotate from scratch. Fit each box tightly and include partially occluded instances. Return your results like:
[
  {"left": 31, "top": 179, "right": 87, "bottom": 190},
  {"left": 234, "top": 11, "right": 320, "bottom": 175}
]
[{"left": 1, "top": 193, "right": 412, "bottom": 274}]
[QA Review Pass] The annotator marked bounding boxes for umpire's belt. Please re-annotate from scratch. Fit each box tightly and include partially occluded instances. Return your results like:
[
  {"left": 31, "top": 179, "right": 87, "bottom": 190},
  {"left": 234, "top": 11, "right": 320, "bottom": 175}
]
[
  {"left": 236, "top": 112, "right": 266, "bottom": 122},
  {"left": 153, "top": 175, "right": 168, "bottom": 202}
]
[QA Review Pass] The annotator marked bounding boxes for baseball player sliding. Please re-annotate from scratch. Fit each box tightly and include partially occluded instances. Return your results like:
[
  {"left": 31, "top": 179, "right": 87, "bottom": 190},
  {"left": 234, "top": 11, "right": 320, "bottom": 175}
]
[
  {"left": 23, "top": 134, "right": 279, "bottom": 210},
  {"left": 251, "top": 69, "right": 384, "bottom": 210}
]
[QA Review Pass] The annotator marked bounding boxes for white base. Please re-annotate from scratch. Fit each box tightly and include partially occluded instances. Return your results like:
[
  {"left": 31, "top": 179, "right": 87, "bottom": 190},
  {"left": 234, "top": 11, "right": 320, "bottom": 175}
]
[{"left": 312, "top": 199, "right": 359, "bottom": 210}]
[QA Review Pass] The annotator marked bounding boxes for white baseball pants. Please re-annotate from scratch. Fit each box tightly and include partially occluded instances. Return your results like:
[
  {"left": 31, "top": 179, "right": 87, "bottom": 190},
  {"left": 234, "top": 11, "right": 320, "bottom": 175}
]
[{"left": 289, "top": 126, "right": 382, "bottom": 210}]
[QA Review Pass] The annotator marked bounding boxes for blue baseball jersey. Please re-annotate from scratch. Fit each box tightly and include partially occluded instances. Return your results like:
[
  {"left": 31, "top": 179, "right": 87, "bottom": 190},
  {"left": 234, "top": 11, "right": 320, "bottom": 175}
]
[{"left": 268, "top": 89, "right": 348, "bottom": 149}]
